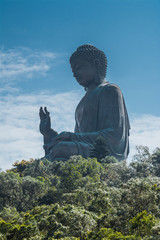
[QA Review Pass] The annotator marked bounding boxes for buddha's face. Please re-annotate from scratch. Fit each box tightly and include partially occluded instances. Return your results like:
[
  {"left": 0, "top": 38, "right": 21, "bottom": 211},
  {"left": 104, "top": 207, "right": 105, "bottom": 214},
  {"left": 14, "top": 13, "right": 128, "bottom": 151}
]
[{"left": 71, "top": 58, "right": 96, "bottom": 87}]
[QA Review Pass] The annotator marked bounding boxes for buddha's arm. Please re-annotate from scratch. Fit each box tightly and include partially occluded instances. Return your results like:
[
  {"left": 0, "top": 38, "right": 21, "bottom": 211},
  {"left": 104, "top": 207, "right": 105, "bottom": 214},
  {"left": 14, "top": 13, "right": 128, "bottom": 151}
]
[
  {"left": 43, "top": 129, "right": 58, "bottom": 155},
  {"left": 70, "top": 128, "right": 114, "bottom": 145},
  {"left": 43, "top": 128, "right": 58, "bottom": 143}
]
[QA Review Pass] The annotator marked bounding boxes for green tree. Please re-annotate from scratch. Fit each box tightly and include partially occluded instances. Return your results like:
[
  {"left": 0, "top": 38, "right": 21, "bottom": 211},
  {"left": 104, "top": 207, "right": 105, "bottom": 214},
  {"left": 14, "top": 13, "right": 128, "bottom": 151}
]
[
  {"left": 85, "top": 227, "right": 137, "bottom": 240},
  {"left": 0, "top": 172, "right": 22, "bottom": 211},
  {"left": 129, "top": 210, "right": 156, "bottom": 237},
  {"left": 11, "top": 159, "right": 34, "bottom": 176},
  {"left": 1, "top": 145, "right": 160, "bottom": 239},
  {"left": 59, "top": 156, "right": 103, "bottom": 192},
  {"left": 20, "top": 176, "right": 46, "bottom": 211},
  {"left": 89, "top": 136, "right": 110, "bottom": 162},
  {"left": 151, "top": 147, "right": 160, "bottom": 177}
]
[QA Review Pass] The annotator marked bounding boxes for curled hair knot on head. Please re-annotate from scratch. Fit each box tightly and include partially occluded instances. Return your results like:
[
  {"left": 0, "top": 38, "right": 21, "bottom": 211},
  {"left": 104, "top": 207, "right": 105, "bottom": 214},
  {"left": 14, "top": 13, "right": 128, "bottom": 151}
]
[{"left": 70, "top": 44, "right": 107, "bottom": 81}]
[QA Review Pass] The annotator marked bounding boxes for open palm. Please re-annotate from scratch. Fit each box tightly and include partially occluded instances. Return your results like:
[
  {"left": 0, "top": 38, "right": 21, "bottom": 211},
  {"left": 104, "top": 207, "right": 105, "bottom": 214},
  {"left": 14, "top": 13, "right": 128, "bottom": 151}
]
[{"left": 39, "top": 107, "right": 51, "bottom": 136}]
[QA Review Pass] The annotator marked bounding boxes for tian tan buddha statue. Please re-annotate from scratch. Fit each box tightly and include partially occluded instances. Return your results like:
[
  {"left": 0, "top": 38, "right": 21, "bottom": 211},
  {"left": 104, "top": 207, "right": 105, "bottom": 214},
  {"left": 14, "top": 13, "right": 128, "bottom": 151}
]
[{"left": 39, "top": 44, "right": 130, "bottom": 161}]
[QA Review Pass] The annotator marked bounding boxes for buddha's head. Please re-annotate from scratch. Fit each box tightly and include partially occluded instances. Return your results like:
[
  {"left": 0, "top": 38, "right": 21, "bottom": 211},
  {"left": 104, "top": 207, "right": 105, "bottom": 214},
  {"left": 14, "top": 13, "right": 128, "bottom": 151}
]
[{"left": 70, "top": 44, "right": 107, "bottom": 88}]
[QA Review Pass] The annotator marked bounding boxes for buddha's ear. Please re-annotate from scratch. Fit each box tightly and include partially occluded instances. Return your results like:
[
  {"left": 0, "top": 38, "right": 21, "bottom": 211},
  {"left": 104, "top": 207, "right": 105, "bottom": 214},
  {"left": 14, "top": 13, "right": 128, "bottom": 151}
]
[
  {"left": 93, "top": 59, "right": 99, "bottom": 74},
  {"left": 94, "top": 59, "right": 101, "bottom": 83},
  {"left": 94, "top": 59, "right": 100, "bottom": 69}
]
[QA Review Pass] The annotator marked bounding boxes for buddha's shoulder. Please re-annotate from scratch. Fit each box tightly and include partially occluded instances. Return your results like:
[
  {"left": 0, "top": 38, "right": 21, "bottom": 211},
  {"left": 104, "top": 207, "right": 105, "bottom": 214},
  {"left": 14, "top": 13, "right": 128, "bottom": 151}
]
[{"left": 98, "top": 82, "right": 121, "bottom": 93}]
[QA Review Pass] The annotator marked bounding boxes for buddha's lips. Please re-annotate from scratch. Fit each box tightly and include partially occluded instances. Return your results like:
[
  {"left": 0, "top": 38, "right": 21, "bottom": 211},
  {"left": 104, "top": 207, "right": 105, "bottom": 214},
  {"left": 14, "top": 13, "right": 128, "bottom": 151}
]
[
  {"left": 77, "top": 79, "right": 82, "bottom": 83},
  {"left": 76, "top": 77, "right": 83, "bottom": 83},
  {"left": 75, "top": 75, "right": 80, "bottom": 80}
]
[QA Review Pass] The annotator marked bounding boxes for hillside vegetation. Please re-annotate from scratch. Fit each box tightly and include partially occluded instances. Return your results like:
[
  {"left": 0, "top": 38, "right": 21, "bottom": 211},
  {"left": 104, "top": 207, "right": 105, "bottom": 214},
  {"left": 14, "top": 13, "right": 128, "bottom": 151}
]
[{"left": 0, "top": 146, "right": 160, "bottom": 239}]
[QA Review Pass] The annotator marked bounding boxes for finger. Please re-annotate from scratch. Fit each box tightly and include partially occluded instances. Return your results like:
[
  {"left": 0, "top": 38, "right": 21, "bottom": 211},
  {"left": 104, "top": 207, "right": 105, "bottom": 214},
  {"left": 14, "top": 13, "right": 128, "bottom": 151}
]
[
  {"left": 44, "top": 106, "right": 50, "bottom": 116},
  {"left": 39, "top": 106, "right": 43, "bottom": 116},
  {"left": 39, "top": 107, "right": 46, "bottom": 118}
]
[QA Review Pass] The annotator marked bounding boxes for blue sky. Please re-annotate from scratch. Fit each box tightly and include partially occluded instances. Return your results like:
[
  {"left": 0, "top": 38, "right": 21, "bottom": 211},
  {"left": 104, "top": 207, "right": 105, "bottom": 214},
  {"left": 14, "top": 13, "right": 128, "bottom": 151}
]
[{"left": 0, "top": 0, "right": 160, "bottom": 170}]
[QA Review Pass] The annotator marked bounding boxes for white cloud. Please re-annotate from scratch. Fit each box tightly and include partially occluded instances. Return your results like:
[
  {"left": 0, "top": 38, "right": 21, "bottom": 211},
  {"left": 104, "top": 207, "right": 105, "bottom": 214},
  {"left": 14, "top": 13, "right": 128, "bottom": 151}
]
[
  {"left": 0, "top": 91, "right": 82, "bottom": 171},
  {"left": 0, "top": 86, "right": 20, "bottom": 94},
  {"left": 128, "top": 114, "right": 160, "bottom": 162},
  {"left": 0, "top": 91, "right": 160, "bottom": 171},
  {"left": 0, "top": 47, "right": 57, "bottom": 82}
]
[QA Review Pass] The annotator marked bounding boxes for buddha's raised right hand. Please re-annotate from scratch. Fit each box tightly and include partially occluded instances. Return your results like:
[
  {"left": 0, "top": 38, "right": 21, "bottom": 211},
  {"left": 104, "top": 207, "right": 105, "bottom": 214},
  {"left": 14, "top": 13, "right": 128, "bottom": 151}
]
[{"left": 39, "top": 107, "right": 52, "bottom": 136}]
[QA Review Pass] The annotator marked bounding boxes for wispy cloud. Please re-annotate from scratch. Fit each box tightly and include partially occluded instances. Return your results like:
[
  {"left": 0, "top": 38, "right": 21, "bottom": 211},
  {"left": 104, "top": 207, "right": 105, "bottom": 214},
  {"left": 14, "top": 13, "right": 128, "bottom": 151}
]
[
  {"left": 0, "top": 91, "right": 160, "bottom": 170},
  {"left": 0, "top": 47, "right": 57, "bottom": 82},
  {"left": 129, "top": 114, "right": 160, "bottom": 162},
  {"left": 0, "top": 91, "right": 82, "bottom": 170}
]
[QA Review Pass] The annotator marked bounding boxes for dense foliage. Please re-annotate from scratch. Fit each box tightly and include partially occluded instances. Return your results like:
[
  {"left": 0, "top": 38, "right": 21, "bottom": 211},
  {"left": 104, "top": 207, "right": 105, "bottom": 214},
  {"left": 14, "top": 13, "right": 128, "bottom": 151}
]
[
  {"left": 0, "top": 146, "right": 160, "bottom": 239},
  {"left": 89, "top": 136, "right": 111, "bottom": 162}
]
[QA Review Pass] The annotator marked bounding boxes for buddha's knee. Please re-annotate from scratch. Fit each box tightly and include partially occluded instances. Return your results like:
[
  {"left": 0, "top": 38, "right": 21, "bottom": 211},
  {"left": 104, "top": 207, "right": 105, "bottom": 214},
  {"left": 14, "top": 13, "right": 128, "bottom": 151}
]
[{"left": 50, "top": 141, "right": 78, "bottom": 159}]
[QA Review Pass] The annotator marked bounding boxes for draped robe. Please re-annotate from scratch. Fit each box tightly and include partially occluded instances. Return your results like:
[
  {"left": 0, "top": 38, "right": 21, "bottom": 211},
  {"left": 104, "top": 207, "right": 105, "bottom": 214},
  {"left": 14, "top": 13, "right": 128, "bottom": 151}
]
[{"left": 44, "top": 82, "right": 130, "bottom": 161}]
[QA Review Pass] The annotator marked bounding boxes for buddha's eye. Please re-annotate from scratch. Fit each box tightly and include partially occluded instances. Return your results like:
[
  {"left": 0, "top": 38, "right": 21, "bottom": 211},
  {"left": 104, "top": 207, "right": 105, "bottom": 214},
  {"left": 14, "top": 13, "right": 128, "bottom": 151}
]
[
  {"left": 76, "top": 64, "right": 83, "bottom": 70},
  {"left": 76, "top": 65, "right": 81, "bottom": 70}
]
